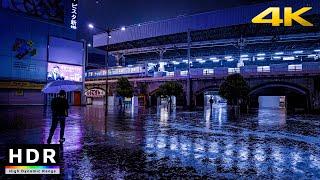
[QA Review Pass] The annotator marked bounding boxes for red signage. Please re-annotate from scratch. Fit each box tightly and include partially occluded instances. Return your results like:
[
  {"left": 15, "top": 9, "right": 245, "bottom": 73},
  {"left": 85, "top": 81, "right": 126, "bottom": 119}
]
[{"left": 85, "top": 88, "right": 105, "bottom": 97}]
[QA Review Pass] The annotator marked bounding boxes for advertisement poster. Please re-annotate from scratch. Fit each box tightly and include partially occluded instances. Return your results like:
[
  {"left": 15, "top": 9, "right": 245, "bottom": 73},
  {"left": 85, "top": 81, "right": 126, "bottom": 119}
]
[{"left": 47, "top": 62, "right": 82, "bottom": 82}]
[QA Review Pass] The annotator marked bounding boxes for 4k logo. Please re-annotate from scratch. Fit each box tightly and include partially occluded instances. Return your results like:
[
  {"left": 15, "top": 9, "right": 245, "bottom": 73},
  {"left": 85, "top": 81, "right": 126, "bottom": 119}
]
[{"left": 252, "top": 7, "right": 313, "bottom": 26}]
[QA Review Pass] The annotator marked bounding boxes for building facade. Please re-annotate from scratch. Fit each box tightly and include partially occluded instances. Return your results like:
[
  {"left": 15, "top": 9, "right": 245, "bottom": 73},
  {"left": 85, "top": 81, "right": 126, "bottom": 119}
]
[{"left": 0, "top": 0, "right": 85, "bottom": 105}]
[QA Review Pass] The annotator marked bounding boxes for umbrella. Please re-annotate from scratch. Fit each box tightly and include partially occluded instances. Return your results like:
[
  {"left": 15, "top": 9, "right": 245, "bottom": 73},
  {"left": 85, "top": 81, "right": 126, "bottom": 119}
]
[{"left": 42, "top": 80, "right": 82, "bottom": 93}]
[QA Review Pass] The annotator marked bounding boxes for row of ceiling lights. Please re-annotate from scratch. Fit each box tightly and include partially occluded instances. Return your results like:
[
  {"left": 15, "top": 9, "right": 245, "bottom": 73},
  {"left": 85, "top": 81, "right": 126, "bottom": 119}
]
[
  {"left": 165, "top": 49, "right": 320, "bottom": 65},
  {"left": 139, "top": 49, "right": 320, "bottom": 67}
]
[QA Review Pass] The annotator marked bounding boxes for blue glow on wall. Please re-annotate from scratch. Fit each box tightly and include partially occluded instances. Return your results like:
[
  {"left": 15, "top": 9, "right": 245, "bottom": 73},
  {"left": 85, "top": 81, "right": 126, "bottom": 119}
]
[{"left": 0, "top": 9, "right": 77, "bottom": 82}]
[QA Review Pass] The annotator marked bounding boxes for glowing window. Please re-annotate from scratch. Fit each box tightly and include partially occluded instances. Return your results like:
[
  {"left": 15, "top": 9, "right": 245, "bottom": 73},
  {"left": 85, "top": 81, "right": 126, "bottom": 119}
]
[
  {"left": 180, "top": 71, "right": 188, "bottom": 76},
  {"left": 257, "top": 66, "right": 270, "bottom": 72},
  {"left": 203, "top": 69, "right": 214, "bottom": 75},
  {"left": 166, "top": 72, "right": 174, "bottom": 76},
  {"left": 228, "top": 68, "right": 240, "bottom": 74},
  {"left": 288, "top": 64, "right": 302, "bottom": 72}
]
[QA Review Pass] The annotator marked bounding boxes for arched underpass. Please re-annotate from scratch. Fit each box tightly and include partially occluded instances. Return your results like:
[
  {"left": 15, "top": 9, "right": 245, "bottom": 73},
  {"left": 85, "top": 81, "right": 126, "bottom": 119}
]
[
  {"left": 148, "top": 82, "right": 311, "bottom": 111},
  {"left": 249, "top": 83, "right": 310, "bottom": 112},
  {"left": 194, "top": 82, "right": 310, "bottom": 111},
  {"left": 149, "top": 89, "right": 186, "bottom": 107},
  {"left": 195, "top": 87, "right": 223, "bottom": 107}
]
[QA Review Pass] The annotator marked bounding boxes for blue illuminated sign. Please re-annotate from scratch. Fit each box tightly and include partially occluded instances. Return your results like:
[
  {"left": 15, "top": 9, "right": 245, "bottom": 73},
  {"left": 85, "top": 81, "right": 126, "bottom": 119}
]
[{"left": 70, "top": 0, "right": 78, "bottom": 30}]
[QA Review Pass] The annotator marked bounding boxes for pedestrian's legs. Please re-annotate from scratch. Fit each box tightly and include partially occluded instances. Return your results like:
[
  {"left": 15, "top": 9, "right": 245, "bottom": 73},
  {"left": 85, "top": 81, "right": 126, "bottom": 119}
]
[
  {"left": 59, "top": 117, "right": 65, "bottom": 141},
  {"left": 47, "top": 117, "right": 58, "bottom": 144}
]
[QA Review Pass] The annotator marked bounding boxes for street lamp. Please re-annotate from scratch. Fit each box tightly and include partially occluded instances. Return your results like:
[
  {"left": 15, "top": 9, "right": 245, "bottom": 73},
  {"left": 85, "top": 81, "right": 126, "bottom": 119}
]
[
  {"left": 88, "top": 23, "right": 112, "bottom": 114},
  {"left": 88, "top": 23, "right": 94, "bottom": 29}
]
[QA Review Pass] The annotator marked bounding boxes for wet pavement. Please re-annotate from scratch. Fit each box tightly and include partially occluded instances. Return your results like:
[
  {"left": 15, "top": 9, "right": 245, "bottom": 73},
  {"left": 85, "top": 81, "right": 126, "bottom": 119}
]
[{"left": 0, "top": 105, "right": 320, "bottom": 179}]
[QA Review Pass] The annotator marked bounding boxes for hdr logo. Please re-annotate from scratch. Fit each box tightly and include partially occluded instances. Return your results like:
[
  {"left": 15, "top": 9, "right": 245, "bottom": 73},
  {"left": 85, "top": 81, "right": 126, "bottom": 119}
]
[{"left": 5, "top": 145, "right": 60, "bottom": 175}]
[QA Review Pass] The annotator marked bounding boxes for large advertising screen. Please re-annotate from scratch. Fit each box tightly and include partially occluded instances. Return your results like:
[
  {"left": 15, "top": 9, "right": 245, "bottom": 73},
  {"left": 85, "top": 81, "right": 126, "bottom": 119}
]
[
  {"left": 48, "top": 37, "right": 84, "bottom": 66},
  {"left": 47, "top": 62, "right": 83, "bottom": 82}
]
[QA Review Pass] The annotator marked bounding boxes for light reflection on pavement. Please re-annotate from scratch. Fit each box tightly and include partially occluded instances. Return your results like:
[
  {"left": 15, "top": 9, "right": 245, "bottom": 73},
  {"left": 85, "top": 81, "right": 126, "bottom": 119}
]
[{"left": 0, "top": 105, "right": 319, "bottom": 179}]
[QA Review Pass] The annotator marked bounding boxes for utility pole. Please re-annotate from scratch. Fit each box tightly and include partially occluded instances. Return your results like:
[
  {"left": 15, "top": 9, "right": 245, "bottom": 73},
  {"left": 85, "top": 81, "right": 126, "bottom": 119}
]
[
  {"left": 81, "top": 39, "right": 88, "bottom": 106},
  {"left": 105, "top": 29, "right": 111, "bottom": 116},
  {"left": 187, "top": 29, "right": 192, "bottom": 109}
]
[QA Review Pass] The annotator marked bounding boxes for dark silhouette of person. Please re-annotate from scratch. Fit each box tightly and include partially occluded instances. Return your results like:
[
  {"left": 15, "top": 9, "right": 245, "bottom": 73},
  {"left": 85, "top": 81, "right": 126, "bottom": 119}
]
[
  {"left": 119, "top": 97, "right": 123, "bottom": 109},
  {"left": 168, "top": 98, "right": 172, "bottom": 110},
  {"left": 209, "top": 97, "right": 214, "bottom": 108},
  {"left": 47, "top": 90, "right": 69, "bottom": 144}
]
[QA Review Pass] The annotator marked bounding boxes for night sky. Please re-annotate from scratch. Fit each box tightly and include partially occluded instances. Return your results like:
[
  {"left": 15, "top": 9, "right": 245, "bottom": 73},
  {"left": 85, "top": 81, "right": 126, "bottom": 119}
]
[{"left": 78, "top": 0, "right": 274, "bottom": 35}]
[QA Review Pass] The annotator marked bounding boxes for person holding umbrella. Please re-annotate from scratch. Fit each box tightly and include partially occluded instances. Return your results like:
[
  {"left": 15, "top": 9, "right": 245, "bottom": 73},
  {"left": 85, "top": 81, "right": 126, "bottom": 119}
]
[{"left": 47, "top": 90, "right": 69, "bottom": 144}]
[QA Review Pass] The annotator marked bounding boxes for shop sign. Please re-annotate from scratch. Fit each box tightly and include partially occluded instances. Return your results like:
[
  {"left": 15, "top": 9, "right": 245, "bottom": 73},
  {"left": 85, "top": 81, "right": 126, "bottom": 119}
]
[
  {"left": 0, "top": 81, "right": 44, "bottom": 90},
  {"left": 70, "top": 0, "right": 78, "bottom": 30},
  {"left": 85, "top": 88, "right": 105, "bottom": 97}
]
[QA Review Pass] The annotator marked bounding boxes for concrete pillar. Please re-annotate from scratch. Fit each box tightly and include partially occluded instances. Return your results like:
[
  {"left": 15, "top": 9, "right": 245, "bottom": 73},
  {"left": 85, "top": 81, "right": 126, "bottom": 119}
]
[
  {"left": 114, "top": 53, "right": 123, "bottom": 66},
  {"left": 144, "top": 62, "right": 148, "bottom": 76},
  {"left": 158, "top": 48, "right": 165, "bottom": 61},
  {"left": 132, "top": 96, "right": 139, "bottom": 107},
  {"left": 121, "top": 55, "right": 125, "bottom": 66},
  {"left": 187, "top": 80, "right": 191, "bottom": 108},
  {"left": 157, "top": 48, "right": 166, "bottom": 72},
  {"left": 159, "top": 62, "right": 166, "bottom": 72},
  {"left": 313, "top": 90, "right": 320, "bottom": 111},
  {"left": 148, "top": 95, "right": 151, "bottom": 107},
  {"left": 237, "top": 37, "right": 246, "bottom": 68}
]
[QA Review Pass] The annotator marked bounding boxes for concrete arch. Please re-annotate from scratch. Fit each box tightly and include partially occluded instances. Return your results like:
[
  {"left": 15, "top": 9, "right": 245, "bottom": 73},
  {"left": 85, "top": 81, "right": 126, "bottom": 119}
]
[
  {"left": 249, "top": 81, "right": 311, "bottom": 111},
  {"left": 249, "top": 81, "right": 309, "bottom": 96},
  {"left": 149, "top": 88, "right": 160, "bottom": 96},
  {"left": 194, "top": 85, "right": 220, "bottom": 96},
  {"left": 148, "top": 83, "right": 162, "bottom": 95}
]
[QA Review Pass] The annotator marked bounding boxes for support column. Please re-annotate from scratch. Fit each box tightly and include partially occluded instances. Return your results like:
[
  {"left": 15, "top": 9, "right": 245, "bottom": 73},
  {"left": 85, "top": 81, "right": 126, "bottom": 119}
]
[
  {"left": 157, "top": 48, "right": 166, "bottom": 72},
  {"left": 158, "top": 48, "right": 166, "bottom": 61},
  {"left": 237, "top": 37, "right": 246, "bottom": 68},
  {"left": 122, "top": 55, "right": 125, "bottom": 66},
  {"left": 314, "top": 92, "right": 320, "bottom": 111},
  {"left": 144, "top": 61, "right": 148, "bottom": 76},
  {"left": 312, "top": 77, "right": 320, "bottom": 112},
  {"left": 186, "top": 29, "right": 192, "bottom": 109},
  {"left": 113, "top": 53, "right": 124, "bottom": 66}
]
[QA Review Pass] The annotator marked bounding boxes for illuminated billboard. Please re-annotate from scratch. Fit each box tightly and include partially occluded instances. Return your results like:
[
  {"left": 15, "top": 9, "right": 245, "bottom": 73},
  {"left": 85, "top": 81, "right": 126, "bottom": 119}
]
[
  {"left": 47, "top": 62, "right": 83, "bottom": 82},
  {"left": 48, "top": 37, "right": 84, "bottom": 66}
]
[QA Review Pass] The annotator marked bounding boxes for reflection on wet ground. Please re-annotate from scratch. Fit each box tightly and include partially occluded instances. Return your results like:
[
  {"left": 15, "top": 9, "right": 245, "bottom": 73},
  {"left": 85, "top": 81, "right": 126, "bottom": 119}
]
[{"left": 0, "top": 105, "right": 320, "bottom": 179}]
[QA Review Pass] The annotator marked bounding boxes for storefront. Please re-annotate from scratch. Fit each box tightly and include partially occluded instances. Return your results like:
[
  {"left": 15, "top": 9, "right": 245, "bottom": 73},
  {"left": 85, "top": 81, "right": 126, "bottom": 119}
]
[{"left": 0, "top": 81, "right": 45, "bottom": 105}]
